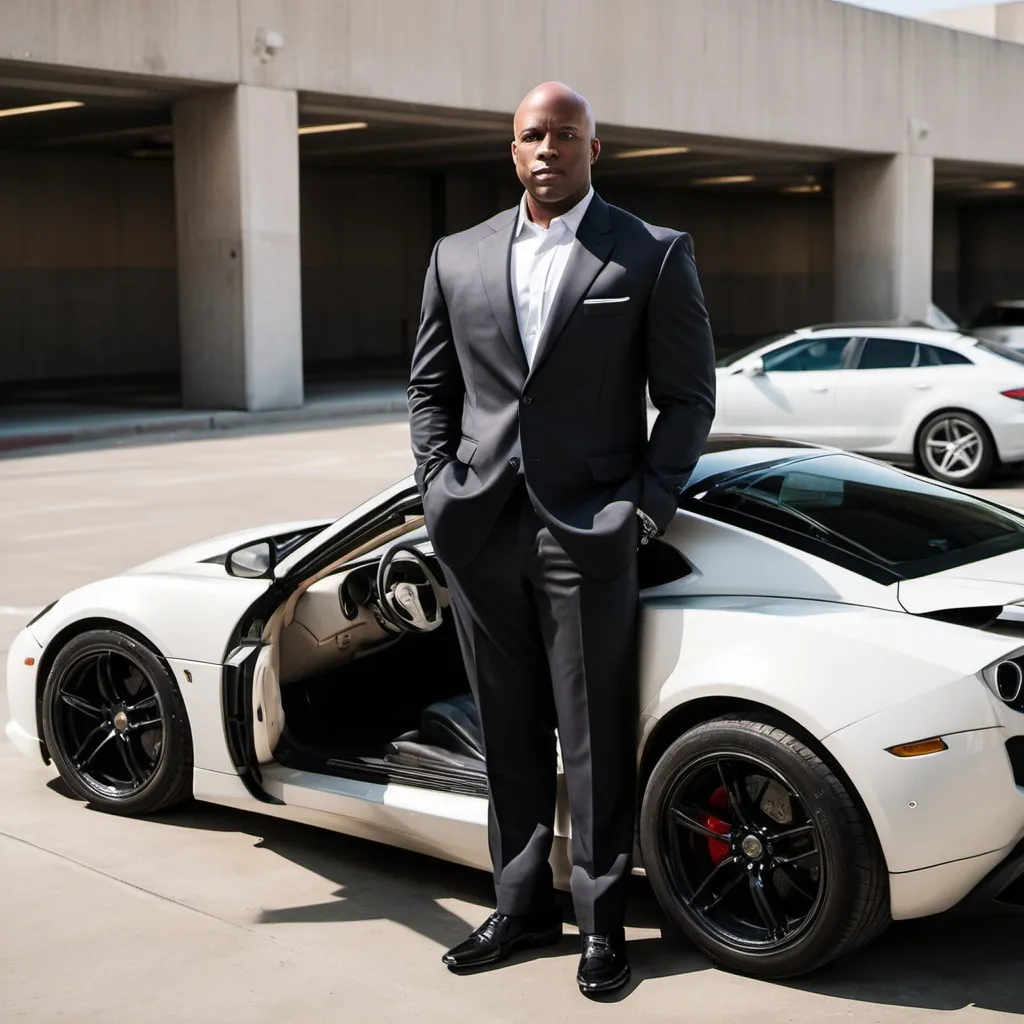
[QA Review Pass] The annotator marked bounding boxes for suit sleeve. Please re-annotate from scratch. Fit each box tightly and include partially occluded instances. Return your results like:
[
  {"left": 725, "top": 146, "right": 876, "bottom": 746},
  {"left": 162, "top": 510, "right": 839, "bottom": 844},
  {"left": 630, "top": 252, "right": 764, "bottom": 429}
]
[
  {"left": 640, "top": 232, "right": 717, "bottom": 531},
  {"left": 407, "top": 238, "right": 464, "bottom": 496}
]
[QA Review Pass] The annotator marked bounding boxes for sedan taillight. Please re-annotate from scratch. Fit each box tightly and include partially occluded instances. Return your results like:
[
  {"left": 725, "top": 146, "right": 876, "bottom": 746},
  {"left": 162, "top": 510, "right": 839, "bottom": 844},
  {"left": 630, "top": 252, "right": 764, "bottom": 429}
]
[{"left": 1002, "top": 389, "right": 1024, "bottom": 401}]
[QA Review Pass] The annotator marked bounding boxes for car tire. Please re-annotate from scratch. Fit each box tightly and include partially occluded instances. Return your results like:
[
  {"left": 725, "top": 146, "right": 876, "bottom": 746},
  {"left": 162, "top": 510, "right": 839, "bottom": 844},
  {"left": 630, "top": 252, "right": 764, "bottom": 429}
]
[
  {"left": 915, "top": 410, "right": 995, "bottom": 487},
  {"left": 640, "top": 716, "right": 890, "bottom": 979},
  {"left": 41, "top": 628, "right": 193, "bottom": 815}
]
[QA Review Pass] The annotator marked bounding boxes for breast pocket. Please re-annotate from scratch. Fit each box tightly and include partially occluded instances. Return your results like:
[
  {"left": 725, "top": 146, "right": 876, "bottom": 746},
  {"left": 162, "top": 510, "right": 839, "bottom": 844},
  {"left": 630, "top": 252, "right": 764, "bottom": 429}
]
[{"left": 583, "top": 296, "right": 631, "bottom": 317}]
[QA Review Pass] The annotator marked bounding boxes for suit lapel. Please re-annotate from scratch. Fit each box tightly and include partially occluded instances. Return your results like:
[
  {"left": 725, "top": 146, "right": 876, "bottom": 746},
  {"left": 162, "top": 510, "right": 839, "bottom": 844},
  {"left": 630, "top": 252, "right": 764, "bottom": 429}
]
[
  {"left": 478, "top": 209, "right": 529, "bottom": 378},
  {"left": 527, "top": 194, "right": 615, "bottom": 382}
]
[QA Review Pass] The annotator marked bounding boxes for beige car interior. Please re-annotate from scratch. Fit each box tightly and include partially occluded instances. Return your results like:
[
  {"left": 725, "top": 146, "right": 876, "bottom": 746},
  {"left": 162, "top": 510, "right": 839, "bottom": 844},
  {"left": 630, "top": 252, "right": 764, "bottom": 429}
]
[{"left": 251, "top": 516, "right": 429, "bottom": 762}]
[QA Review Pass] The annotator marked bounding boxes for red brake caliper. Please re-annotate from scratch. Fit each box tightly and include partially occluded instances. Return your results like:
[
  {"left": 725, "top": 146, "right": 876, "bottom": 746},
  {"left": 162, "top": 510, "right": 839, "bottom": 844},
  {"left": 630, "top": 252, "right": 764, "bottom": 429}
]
[{"left": 698, "top": 786, "right": 732, "bottom": 865}]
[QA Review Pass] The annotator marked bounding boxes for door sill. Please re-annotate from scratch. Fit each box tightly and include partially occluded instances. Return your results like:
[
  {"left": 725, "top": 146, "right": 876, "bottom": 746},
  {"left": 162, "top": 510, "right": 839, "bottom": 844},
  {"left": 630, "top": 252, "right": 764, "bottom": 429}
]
[{"left": 274, "top": 737, "right": 488, "bottom": 798}]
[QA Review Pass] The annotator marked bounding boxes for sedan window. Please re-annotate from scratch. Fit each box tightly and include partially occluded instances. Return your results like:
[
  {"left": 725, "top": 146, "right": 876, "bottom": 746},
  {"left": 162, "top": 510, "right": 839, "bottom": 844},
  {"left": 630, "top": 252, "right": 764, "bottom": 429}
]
[
  {"left": 693, "top": 454, "right": 1024, "bottom": 581},
  {"left": 920, "top": 344, "right": 972, "bottom": 366},
  {"left": 856, "top": 338, "right": 917, "bottom": 369},
  {"left": 762, "top": 337, "right": 852, "bottom": 373}
]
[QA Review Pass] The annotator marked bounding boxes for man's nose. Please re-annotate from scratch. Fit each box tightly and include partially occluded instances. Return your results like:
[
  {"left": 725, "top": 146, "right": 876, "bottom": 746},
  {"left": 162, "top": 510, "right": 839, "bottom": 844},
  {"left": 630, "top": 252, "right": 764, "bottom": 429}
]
[{"left": 537, "top": 133, "right": 558, "bottom": 159}]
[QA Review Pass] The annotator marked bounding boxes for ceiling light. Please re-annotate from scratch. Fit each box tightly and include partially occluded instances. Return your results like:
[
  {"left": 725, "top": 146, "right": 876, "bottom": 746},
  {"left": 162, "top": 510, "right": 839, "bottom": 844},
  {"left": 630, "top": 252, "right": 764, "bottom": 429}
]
[
  {"left": 0, "top": 100, "right": 84, "bottom": 119},
  {"left": 980, "top": 180, "right": 1017, "bottom": 190},
  {"left": 783, "top": 184, "right": 823, "bottom": 194},
  {"left": 613, "top": 145, "right": 690, "bottom": 160},
  {"left": 692, "top": 174, "right": 756, "bottom": 186},
  {"left": 297, "top": 121, "right": 368, "bottom": 136}
]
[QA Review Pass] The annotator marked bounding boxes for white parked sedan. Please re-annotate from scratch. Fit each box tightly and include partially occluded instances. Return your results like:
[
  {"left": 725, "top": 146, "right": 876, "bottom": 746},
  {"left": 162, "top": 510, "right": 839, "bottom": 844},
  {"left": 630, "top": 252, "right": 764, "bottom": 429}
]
[
  {"left": 714, "top": 325, "right": 1024, "bottom": 486},
  {"left": 8, "top": 440, "right": 1024, "bottom": 979}
]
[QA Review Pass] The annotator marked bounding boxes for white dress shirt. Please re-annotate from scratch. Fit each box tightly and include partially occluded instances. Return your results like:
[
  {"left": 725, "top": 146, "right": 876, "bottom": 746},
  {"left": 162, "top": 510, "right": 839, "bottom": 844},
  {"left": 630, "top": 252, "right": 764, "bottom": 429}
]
[{"left": 511, "top": 186, "right": 594, "bottom": 368}]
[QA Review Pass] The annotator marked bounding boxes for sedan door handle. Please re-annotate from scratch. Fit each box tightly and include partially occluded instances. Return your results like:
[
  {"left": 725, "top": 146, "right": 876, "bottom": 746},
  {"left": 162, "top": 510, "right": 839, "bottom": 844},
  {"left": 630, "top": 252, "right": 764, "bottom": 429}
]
[
  {"left": 914, "top": 382, "right": 932, "bottom": 390},
  {"left": 810, "top": 386, "right": 829, "bottom": 393}
]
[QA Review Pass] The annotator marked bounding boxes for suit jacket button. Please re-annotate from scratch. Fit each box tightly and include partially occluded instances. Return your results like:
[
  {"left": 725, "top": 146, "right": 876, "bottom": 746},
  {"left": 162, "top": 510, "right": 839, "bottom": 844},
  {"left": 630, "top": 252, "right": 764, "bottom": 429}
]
[
  {"left": 522, "top": 395, "right": 533, "bottom": 406},
  {"left": 509, "top": 457, "right": 520, "bottom": 468}
]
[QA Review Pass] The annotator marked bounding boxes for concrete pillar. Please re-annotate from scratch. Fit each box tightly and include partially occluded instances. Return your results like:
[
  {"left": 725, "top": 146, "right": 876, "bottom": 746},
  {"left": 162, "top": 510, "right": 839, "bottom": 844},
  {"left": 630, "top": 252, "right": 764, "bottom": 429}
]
[
  {"left": 173, "top": 85, "right": 303, "bottom": 410},
  {"left": 833, "top": 154, "right": 934, "bottom": 322}
]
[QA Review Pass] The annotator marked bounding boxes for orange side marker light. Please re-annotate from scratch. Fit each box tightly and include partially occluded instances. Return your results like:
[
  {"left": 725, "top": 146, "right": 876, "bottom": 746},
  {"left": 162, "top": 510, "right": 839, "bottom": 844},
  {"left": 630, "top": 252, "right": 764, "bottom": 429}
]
[
  {"left": 24, "top": 657, "right": 35, "bottom": 666},
  {"left": 887, "top": 737, "right": 948, "bottom": 758}
]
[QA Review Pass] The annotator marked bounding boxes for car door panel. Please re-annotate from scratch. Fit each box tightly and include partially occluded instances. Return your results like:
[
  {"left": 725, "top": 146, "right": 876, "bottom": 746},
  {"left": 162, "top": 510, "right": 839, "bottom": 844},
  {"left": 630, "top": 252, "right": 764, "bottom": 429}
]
[
  {"left": 721, "top": 372, "right": 839, "bottom": 442},
  {"left": 717, "top": 336, "right": 853, "bottom": 443},
  {"left": 832, "top": 339, "right": 966, "bottom": 454}
]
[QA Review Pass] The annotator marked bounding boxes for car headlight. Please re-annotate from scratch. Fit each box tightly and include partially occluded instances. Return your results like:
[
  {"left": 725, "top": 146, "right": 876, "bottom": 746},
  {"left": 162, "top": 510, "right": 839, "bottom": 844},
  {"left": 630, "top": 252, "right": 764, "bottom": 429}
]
[
  {"left": 983, "top": 655, "right": 1024, "bottom": 710},
  {"left": 26, "top": 601, "right": 57, "bottom": 627}
]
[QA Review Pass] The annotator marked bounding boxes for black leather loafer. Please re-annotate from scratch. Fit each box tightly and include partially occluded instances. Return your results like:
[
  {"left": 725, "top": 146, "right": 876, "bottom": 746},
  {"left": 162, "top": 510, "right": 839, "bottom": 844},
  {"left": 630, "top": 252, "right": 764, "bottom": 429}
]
[
  {"left": 577, "top": 930, "right": 630, "bottom": 995},
  {"left": 442, "top": 910, "right": 562, "bottom": 969}
]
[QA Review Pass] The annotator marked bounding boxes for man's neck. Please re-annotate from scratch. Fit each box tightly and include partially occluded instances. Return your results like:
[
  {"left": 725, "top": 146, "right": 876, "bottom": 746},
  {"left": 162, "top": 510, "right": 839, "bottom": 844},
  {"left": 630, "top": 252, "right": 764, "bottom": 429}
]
[{"left": 525, "top": 185, "right": 591, "bottom": 229}]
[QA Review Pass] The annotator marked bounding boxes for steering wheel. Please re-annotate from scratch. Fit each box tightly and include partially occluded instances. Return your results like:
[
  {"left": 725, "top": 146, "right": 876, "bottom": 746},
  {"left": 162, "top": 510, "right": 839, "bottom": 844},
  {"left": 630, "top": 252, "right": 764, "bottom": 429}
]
[{"left": 375, "top": 543, "right": 448, "bottom": 634}]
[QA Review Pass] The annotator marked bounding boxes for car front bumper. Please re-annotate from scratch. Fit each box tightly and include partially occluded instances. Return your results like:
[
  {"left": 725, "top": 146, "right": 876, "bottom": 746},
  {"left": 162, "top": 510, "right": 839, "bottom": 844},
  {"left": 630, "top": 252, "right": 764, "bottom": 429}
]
[
  {"left": 949, "top": 837, "right": 1024, "bottom": 916},
  {"left": 823, "top": 677, "right": 1024, "bottom": 920},
  {"left": 5, "top": 627, "right": 44, "bottom": 762}
]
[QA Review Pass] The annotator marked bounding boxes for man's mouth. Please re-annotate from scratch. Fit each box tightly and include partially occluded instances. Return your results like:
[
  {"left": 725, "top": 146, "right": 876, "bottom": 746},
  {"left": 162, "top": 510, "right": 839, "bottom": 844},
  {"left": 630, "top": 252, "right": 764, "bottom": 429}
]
[{"left": 532, "top": 168, "right": 561, "bottom": 179}]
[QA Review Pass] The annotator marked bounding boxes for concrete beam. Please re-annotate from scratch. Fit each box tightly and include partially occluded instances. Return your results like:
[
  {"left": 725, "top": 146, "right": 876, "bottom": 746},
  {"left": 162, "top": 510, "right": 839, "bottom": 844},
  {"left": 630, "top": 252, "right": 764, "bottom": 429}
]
[
  {"left": 173, "top": 85, "right": 303, "bottom": 411},
  {"left": 834, "top": 154, "right": 934, "bottom": 323},
  {"left": 2, "top": 2, "right": 1024, "bottom": 168}
]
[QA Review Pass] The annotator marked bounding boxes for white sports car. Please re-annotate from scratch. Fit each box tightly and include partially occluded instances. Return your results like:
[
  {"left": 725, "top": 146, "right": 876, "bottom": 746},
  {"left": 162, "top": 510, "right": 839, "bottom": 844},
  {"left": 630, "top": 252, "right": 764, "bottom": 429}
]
[{"left": 7, "top": 438, "right": 1024, "bottom": 979}]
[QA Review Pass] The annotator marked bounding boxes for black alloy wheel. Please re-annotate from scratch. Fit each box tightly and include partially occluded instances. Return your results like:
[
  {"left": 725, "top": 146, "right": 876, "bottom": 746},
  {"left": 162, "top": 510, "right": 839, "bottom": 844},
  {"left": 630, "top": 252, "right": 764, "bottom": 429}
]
[
  {"left": 641, "top": 717, "right": 890, "bottom": 978},
  {"left": 42, "top": 629, "right": 193, "bottom": 815}
]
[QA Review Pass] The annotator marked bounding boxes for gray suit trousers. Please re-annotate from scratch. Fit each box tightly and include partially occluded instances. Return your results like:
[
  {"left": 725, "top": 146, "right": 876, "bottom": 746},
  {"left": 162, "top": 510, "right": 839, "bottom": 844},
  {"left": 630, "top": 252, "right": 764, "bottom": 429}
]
[{"left": 440, "top": 483, "right": 639, "bottom": 934}]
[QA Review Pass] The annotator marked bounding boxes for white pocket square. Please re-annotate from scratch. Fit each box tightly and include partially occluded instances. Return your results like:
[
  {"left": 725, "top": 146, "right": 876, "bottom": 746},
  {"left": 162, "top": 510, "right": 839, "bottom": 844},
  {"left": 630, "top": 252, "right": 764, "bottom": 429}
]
[{"left": 583, "top": 296, "right": 630, "bottom": 305}]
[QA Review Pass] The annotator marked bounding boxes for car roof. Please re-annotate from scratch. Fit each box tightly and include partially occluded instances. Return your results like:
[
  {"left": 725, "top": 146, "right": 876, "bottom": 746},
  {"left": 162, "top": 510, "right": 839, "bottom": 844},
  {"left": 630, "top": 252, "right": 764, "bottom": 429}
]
[{"left": 797, "top": 325, "right": 974, "bottom": 345}]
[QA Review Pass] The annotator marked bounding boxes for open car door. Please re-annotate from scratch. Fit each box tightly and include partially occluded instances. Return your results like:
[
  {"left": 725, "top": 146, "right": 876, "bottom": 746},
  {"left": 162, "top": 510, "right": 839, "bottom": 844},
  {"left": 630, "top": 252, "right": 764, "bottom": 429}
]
[{"left": 223, "top": 478, "right": 424, "bottom": 793}]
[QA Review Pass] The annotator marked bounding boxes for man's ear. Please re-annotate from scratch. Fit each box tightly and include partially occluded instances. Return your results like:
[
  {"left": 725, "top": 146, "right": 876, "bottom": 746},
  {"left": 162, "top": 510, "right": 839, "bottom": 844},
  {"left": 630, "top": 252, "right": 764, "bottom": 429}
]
[
  {"left": 511, "top": 140, "right": 518, "bottom": 164},
  {"left": 590, "top": 137, "right": 601, "bottom": 166}
]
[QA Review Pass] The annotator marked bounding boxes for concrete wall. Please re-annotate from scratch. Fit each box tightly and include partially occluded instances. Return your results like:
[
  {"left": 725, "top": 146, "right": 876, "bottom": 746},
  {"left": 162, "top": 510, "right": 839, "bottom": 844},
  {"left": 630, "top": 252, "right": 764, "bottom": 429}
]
[
  {"left": 959, "top": 202, "right": 1024, "bottom": 320},
  {"left": 599, "top": 189, "right": 833, "bottom": 350},
  {"left": 300, "top": 168, "right": 434, "bottom": 369},
  {"left": 0, "top": 152, "right": 178, "bottom": 384},
  {"left": 933, "top": 203, "right": 960, "bottom": 317},
  {"left": 3, "top": 1, "right": 1024, "bottom": 167},
  {"left": 920, "top": 2, "right": 1024, "bottom": 42},
  {"left": 920, "top": 6, "right": 998, "bottom": 35}
]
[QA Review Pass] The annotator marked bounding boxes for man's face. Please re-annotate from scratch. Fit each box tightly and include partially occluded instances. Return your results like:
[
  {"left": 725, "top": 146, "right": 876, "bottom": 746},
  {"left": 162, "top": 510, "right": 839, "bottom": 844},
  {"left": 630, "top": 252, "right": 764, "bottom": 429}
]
[{"left": 512, "top": 95, "right": 599, "bottom": 208}]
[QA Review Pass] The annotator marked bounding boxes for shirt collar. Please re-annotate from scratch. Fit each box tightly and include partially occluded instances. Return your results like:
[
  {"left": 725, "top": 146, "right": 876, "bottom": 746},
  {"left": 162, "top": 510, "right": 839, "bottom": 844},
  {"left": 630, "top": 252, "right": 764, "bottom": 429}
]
[{"left": 515, "top": 186, "right": 595, "bottom": 238}]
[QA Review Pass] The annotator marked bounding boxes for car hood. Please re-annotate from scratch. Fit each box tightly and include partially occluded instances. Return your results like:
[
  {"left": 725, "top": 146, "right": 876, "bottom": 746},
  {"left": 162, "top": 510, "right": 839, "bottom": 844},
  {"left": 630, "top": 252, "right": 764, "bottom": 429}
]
[
  {"left": 124, "top": 519, "right": 333, "bottom": 577},
  {"left": 898, "top": 548, "right": 1024, "bottom": 615}
]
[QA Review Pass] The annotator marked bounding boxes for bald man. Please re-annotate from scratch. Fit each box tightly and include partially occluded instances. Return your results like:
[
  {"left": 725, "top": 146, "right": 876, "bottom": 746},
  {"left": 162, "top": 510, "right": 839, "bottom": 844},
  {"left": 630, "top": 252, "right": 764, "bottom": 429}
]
[{"left": 408, "top": 83, "right": 716, "bottom": 995}]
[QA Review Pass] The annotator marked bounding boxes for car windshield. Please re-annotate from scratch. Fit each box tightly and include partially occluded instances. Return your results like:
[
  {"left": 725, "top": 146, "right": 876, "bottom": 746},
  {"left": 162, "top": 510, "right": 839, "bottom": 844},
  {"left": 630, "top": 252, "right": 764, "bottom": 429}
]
[
  {"left": 716, "top": 334, "right": 789, "bottom": 367},
  {"left": 692, "top": 454, "right": 1024, "bottom": 581}
]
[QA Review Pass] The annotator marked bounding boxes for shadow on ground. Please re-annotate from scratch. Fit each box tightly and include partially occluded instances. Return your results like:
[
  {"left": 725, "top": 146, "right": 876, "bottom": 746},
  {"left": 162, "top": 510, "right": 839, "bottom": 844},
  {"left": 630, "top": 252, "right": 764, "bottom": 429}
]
[
  {"left": 58, "top": 783, "right": 1024, "bottom": 1012},
  {"left": 784, "top": 914, "right": 1024, "bottom": 1016}
]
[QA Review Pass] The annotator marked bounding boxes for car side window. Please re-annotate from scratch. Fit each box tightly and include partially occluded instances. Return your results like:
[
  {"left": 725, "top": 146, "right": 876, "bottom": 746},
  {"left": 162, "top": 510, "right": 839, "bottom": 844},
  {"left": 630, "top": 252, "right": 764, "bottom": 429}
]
[
  {"left": 761, "top": 337, "right": 851, "bottom": 373},
  {"left": 920, "top": 344, "right": 972, "bottom": 366},
  {"left": 856, "top": 338, "right": 918, "bottom": 369}
]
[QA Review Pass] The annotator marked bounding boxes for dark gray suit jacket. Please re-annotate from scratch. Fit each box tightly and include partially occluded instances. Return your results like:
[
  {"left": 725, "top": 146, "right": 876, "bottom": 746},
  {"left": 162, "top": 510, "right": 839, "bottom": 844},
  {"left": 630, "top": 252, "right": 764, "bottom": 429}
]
[{"left": 408, "top": 193, "right": 716, "bottom": 580}]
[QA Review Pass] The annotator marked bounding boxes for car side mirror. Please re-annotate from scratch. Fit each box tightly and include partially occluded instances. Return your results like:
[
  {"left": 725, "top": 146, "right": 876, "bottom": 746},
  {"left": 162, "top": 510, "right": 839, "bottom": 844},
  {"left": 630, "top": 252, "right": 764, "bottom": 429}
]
[
  {"left": 226, "top": 540, "right": 275, "bottom": 579},
  {"left": 742, "top": 357, "right": 766, "bottom": 378}
]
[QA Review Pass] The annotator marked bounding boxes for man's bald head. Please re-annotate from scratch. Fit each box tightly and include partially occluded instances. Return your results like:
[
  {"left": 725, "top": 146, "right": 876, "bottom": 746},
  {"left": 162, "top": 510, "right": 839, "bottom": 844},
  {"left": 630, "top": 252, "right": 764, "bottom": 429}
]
[
  {"left": 513, "top": 82, "right": 596, "bottom": 141},
  {"left": 511, "top": 82, "right": 600, "bottom": 225}
]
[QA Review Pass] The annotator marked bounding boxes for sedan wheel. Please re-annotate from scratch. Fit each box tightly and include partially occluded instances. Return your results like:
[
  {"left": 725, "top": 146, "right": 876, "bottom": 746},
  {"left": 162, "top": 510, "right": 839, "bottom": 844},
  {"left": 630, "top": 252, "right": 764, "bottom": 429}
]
[
  {"left": 42, "top": 629, "right": 193, "bottom": 815},
  {"left": 917, "top": 411, "right": 994, "bottom": 486},
  {"left": 640, "top": 717, "right": 890, "bottom": 978}
]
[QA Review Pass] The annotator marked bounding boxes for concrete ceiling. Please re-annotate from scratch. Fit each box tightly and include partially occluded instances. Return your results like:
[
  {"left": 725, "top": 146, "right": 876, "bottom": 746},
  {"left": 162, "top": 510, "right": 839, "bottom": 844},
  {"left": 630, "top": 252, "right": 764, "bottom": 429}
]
[{"left": 0, "top": 71, "right": 1020, "bottom": 201}]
